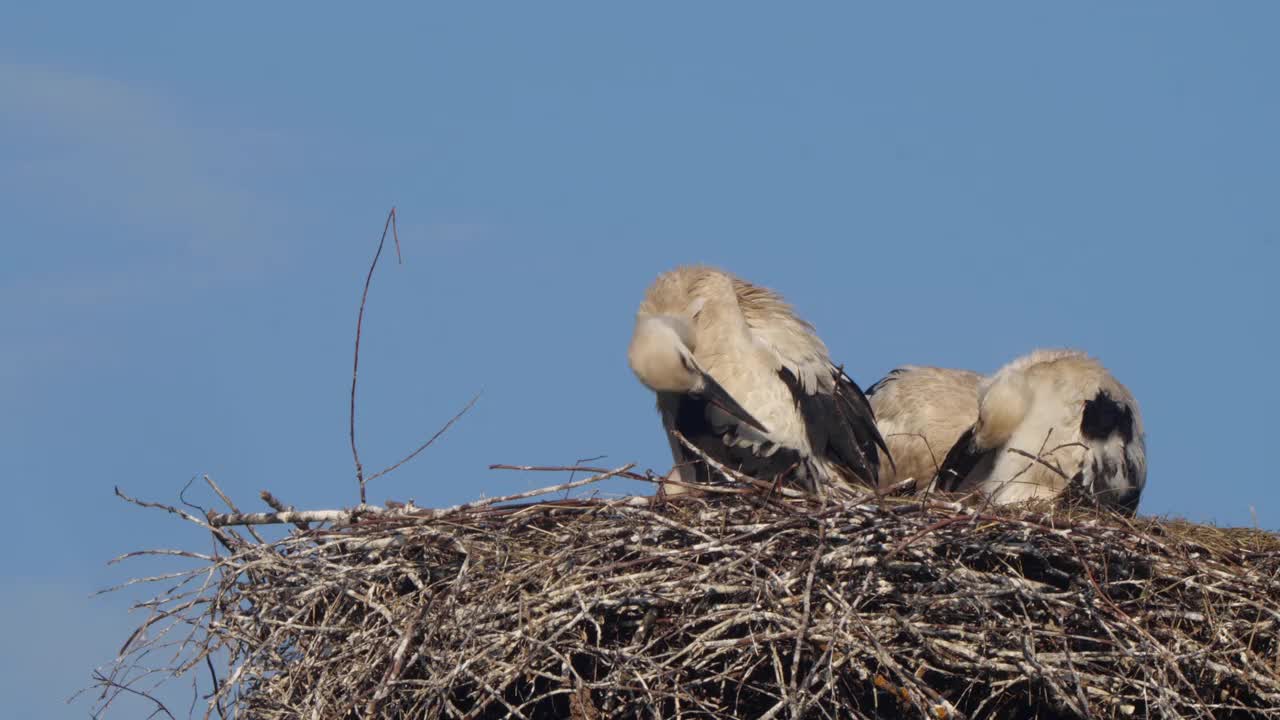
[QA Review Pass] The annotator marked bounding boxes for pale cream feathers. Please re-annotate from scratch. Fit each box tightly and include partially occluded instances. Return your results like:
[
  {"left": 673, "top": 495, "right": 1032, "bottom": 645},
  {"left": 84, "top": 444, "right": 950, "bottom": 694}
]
[
  {"left": 933, "top": 350, "right": 1147, "bottom": 514},
  {"left": 866, "top": 366, "right": 982, "bottom": 490},
  {"left": 629, "top": 266, "right": 887, "bottom": 494}
]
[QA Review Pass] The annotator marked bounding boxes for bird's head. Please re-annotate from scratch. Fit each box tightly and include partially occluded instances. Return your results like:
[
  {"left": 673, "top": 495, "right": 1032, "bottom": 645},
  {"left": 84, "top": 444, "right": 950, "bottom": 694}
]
[
  {"left": 629, "top": 314, "right": 700, "bottom": 393},
  {"left": 628, "top": 313, "right": 769, "bottom": 432}
]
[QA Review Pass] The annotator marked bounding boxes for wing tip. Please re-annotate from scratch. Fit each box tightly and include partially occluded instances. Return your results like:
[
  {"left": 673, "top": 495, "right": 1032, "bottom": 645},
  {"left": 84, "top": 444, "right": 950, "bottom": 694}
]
[{"left": 933, "top": 425, "right": 983, "bottom": 492}]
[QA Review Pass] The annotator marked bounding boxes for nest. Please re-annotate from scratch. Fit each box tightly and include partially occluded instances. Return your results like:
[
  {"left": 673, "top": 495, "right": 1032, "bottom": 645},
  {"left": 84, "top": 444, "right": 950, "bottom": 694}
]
[{"left": 95, "top": 468, "right": 1280, "bottom": 719}]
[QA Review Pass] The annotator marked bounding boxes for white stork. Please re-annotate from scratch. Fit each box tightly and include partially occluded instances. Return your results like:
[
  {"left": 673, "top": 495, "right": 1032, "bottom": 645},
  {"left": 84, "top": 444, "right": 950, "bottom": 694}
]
[
  {"left": 627, "top": 265, "right": 888, "bottom": 495},
  {"left": 866, "top": 365, "right": 983, "bottom": 492},
  {"left": 932, "top": 349, "right": 1147, "bottom": 514}
]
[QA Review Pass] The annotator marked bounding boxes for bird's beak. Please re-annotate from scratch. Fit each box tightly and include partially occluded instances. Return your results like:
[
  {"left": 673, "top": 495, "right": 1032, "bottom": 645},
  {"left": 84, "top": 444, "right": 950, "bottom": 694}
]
[{"left": 699, "top": 373, "right": 770, "bottom": 434}]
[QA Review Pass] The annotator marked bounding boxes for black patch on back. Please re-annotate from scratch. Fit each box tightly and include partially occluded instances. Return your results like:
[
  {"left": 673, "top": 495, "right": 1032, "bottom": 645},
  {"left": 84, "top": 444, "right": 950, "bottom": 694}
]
[
  {"left": 934, "top": 426, "right": 992, "bottom": 492},
  {"left": 777, "top": 365, "right": 890, "bottom": 488},
  {"left": 1081, "top": 390, "right": 1135, "bottom": 444}
]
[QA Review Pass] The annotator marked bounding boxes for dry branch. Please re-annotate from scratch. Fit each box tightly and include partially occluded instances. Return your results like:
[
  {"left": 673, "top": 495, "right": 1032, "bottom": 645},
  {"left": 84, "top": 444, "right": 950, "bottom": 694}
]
[
  {"left": 207, "top": 465, "right": 637, "bottom": 528},
  {"left": 350, "top": 206, "right": 402, "bottom": 504}
]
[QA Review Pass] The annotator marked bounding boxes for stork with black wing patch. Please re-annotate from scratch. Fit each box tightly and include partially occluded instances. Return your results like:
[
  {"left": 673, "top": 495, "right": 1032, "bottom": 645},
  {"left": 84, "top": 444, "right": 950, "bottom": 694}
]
[
  {"left": 628, "top": 266, "right": 890, "bottom": 496},
  {"left": 931, "top": 349, "right": 1146, "bottom": 514}
]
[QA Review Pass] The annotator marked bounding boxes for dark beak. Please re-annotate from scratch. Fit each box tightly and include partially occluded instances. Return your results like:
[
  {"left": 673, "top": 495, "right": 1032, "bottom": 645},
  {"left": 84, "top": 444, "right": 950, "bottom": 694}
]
[{"left": 699, "top": 373, "right": 770, "bottom": 434}]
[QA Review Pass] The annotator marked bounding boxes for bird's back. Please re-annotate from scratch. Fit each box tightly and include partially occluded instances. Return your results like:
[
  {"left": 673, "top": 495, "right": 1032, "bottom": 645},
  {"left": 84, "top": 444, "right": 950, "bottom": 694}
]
[
  {"left": 940, "top": 349, "right": 1146, "bottom": 511},
  {"left": 868, "top": 366, "right": 982, "bottom": 489}
]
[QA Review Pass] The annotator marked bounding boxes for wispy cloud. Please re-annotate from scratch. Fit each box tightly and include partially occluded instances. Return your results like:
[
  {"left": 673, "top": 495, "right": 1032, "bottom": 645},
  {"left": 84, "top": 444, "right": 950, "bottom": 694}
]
[
  {"left": 0, "top": 62, "right": 287, "bottom": 275},
  {"left": 0, "top": 63, "right": 288, "bottom": 384}
]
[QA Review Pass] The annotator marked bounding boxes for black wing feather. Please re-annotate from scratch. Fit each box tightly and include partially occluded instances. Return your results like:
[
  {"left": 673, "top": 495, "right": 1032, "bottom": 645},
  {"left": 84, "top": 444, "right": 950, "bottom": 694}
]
[
  {"left": 933, "top": 426, "right": 992, "bottom": 492},
  {"left": 834, "top": 366, "right": 893, "bottom": 465},
  {"left": 663, "top": 391, "right": 808, "bottom": 488},
  {"left": 662, "top": 392, "right": 721, "bottom": 486},
  {"left": 778, "top": 365, "right": 889, "bottom": 488},
  {"left": 864, "top": 367, "right": 907, "bottom": 398}
]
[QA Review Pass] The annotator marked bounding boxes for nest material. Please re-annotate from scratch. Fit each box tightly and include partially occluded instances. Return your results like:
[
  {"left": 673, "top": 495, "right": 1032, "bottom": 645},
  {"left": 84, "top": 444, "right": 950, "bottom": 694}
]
[{"left": 97, "top": 472, "right": 1280, "bottom": 719}]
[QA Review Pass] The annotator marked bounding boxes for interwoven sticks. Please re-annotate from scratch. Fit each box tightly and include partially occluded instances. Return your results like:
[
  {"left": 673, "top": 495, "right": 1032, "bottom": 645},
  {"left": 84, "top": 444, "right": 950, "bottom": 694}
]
[{"left": 95, "top": 477, "right": 1280, "bottom": 719}]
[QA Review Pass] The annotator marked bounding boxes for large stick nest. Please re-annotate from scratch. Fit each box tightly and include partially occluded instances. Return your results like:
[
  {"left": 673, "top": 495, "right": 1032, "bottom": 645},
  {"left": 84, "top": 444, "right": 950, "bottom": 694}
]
[{"left": 96, "top": 470, "right": 1280, "bottom": 719}]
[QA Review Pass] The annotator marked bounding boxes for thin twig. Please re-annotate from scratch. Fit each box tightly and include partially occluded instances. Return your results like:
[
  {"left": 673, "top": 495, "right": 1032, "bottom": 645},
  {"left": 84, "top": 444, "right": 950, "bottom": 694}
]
[
  {"left": 91, "top": 671, "right": 177, "bottom": 720},
  {"left": 260, "top": 490, "right": 310, "bottom": 531},
  {"left": 351, "top": 206, "right": 401, "bottom": 505},
  {"left": 204, "top": 475, "right": 265, "bottom": 545},
  {"left": 1005, "top": 448, "right": 1072, "bottom": 481},
  {"left": 788, "top": 523, "right": 825, "bottom": 714},
  {"left": 488, "top": 464, "right": 650, "bottom": 482},
  {"left": 365, "top": 392, "right": 482, "bottom": 484}
]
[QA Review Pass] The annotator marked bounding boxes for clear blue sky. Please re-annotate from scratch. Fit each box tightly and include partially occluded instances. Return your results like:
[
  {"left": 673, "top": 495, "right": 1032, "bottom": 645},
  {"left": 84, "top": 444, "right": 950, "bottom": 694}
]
[{"left": 3, "top": 3, "right": 1277, "bottom": 717}]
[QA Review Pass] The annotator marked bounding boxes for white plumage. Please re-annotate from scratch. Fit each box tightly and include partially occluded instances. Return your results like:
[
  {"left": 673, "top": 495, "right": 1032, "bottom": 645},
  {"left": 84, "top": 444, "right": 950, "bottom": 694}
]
[
  {"left": 627, "top": 266, "right": 887, "bottom": 494},
  {"left": 866, "top": 365, "right": 982, "bottom": 491},
  {"left": 932, "top": 349, "right": 1147, "bottom": 514}
]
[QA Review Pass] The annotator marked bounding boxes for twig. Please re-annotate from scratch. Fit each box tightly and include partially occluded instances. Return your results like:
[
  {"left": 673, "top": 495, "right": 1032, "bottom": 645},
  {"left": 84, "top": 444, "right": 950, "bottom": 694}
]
[
  {"left": 488, "top": 464, "right": 650, "bottom": 482},
  {"left": 1004, "top": 448, "right": 1071, "bottom": 481},
  {"left": 207, "top": 507, "right": 376, "bottom": 527},
  {"left": 366, "top": 603, "right": 429, "bottom": 715},
  {"left": 788, "top": 523, "right": 825, "bottom": 714},
  {"left": 203, "top": 475, "right": 264, "bottom": 545},
  {"left": 351, "top": 206, "right": 401, "bottom": 505},
  {"left": 208, "top": 465, "right": 637, "bottom": 527},
  {"left": 365, "top": 392, "right": 482, "bottom": 484},
  {"left": 885, "top": 431, "right": 942, "bottom": 480},
  {"left": 564, "top": 454, "right": 608, "bottom": 500},
  {"left": 260, "top": 490, "right": 310, "bottom": 531},
  {"left": 204, "top": 656, "right": 226, "bottom": 720},
  {"left": 114, "top": 487, "right": 211, "bottom": 529},
  {"left": 91, "top": 671, "right": 177, "bottom": 720}
]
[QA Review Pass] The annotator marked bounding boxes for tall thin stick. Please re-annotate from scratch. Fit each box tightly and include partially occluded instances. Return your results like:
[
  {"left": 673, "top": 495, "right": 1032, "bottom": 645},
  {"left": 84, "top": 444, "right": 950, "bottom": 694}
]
[{"left": 351, "top": 207, "right": 402, "bottom": 504}]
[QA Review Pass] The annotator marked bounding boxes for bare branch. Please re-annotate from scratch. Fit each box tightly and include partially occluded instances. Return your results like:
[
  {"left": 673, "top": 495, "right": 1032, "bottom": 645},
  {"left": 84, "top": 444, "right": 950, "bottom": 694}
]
[
  {"left": 260, "top": 489, "right": 310, "bottom": 531},
  {"left": 489, "top": 464, "right": 650, "bottom": 482},
  {"left": 351, "top": 206, "right": 401, "bottom": 505},
  {"left": 90, "top": 671, "right": 176, "bottom": 720},
  {"left": 209, "top": 465, "right": 637, "bottom": 527},
  {"left": 365, "top": 392, "right": 482, "bottom": 484}
]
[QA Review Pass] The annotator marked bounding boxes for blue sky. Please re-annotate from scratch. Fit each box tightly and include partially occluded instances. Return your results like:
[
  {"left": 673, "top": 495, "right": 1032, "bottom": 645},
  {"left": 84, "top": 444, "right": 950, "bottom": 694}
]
[{"left": 2, "top": 3, "right": 1278, "bottom": 717}]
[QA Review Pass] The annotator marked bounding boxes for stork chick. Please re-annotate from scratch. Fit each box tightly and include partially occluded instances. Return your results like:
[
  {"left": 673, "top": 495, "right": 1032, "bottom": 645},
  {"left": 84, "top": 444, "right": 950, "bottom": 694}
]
[
  {"left": 933, "top": 349, "right": 1147, "bottom": 514},
  {"left": 866, "top": 365, "right": 982, "bottom": 492},
  {"left": 628, "top": 266, "right": 888, "bottom": 495}
]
